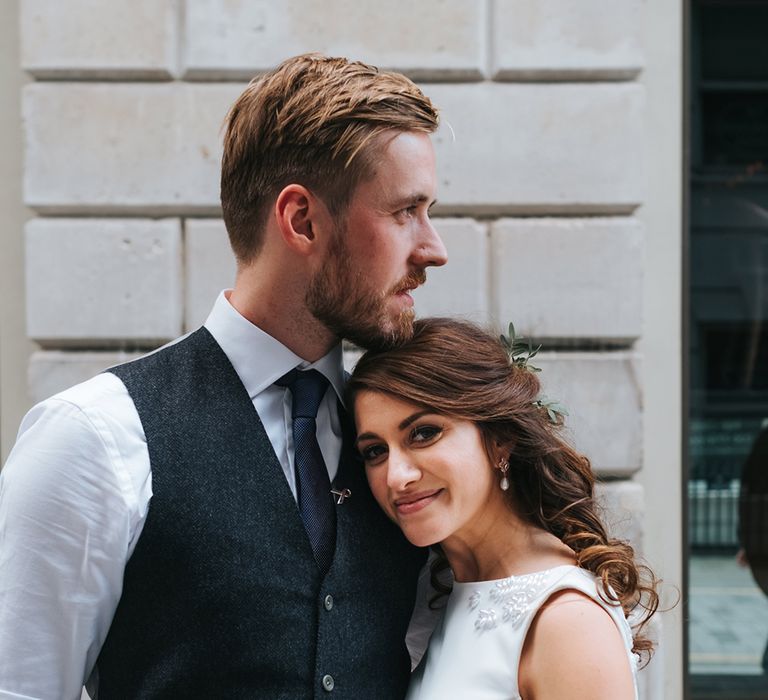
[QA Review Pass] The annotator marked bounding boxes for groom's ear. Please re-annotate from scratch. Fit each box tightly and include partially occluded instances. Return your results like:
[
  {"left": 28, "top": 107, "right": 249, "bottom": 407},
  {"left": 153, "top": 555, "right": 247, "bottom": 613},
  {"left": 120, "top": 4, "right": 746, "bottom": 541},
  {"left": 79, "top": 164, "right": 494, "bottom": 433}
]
[{"left": 274, "top": 184, "right": 331, "bottom": 256}]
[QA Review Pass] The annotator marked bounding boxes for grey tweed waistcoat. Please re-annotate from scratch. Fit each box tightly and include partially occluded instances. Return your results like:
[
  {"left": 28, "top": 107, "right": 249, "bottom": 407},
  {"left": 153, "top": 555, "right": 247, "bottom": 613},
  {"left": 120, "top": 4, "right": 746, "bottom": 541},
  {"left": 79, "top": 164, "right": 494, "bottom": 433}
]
[{"left": 95, "top": 328, "right": 426, "bottom": 699}]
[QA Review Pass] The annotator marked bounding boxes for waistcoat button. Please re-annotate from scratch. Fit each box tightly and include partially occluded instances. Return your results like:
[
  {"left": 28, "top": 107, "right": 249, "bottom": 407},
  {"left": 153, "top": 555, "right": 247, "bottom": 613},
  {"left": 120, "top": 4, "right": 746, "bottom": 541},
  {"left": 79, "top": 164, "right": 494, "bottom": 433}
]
[
  {"left": 322, "top": 674, "right": 335, "bottom": 691},
  {"left": 324, "top": 594, "right": 334, "bottom": 610}
]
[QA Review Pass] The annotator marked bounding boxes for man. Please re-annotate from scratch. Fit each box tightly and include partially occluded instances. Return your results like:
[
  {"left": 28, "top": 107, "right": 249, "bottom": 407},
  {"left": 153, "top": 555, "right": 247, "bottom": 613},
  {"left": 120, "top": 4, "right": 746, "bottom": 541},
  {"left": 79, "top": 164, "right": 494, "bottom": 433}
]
[
  {"left": 0, "top": 54, "right": 447, "bottom": 699},
  {"left": 738, "top": 423, "right": 768, "bottom": 672}
]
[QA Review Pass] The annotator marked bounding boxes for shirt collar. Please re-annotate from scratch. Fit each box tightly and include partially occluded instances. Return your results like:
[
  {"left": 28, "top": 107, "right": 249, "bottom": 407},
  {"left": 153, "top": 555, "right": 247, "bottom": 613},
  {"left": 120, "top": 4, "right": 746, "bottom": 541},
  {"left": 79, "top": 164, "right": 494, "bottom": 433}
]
[{"left": 203, "top": 291, "right": 346, "bottom": 405}]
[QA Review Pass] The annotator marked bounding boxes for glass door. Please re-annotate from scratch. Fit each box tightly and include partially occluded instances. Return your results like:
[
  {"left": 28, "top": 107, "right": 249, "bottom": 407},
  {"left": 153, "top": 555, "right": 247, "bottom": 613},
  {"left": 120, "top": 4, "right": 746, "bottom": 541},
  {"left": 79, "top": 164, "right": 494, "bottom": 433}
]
[{"left": 688, "top": 2, "right": 768, "bottom": 698}]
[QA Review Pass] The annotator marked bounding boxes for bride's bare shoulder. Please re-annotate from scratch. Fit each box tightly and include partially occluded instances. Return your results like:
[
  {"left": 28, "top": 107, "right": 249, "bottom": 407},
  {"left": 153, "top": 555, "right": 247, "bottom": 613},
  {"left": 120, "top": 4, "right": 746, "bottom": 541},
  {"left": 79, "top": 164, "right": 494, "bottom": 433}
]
[{"left": 518, "top": 589, "right": 635, "bottom": 700}]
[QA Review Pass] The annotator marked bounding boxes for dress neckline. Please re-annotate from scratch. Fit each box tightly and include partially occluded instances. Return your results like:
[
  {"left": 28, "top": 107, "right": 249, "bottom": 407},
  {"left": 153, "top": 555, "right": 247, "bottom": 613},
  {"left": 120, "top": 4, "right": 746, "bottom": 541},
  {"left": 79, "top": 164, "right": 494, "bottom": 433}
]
[{"left": 451, "top": 563, "right": 579, "bottom": 588}]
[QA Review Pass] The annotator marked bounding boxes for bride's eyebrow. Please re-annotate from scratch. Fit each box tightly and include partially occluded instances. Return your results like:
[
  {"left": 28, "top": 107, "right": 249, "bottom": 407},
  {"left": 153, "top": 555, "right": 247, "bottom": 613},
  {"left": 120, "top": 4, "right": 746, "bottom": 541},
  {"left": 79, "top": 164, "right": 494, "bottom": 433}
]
[
  {"left": 355, "top": 431, "right": 380, "bottom": 446},
  {"left": 398, "top": 410, "right": 435, "bottom": 430}
]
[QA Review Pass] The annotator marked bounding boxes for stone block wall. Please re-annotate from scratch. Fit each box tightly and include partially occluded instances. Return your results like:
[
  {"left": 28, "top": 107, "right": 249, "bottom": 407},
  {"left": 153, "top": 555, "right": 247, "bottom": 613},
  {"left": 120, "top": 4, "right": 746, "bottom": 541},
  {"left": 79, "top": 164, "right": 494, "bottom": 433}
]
[{"left": 21, "top": 0, "right": 652, "bottom": 656}]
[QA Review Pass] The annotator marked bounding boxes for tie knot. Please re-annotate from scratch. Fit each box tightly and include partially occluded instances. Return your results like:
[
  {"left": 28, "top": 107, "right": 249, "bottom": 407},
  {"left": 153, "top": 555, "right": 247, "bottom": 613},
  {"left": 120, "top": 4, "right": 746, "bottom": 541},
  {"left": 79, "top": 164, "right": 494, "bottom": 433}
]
[{"left": 276, "top": 368, "right": 329, "bottom": 420}]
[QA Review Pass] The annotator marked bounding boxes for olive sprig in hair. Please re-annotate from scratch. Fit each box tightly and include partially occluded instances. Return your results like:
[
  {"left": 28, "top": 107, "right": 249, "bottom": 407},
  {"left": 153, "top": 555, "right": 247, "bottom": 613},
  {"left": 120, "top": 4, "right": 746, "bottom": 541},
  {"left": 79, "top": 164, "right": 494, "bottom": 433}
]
[
  {"left": 499, "top": 323, "right": 568, "bottom": 425},
  {"left": 499, "top": 322, "right": 541, "bottom": 373},
  {"left": 533, "top": 396, "right": 569, "bottom": 425}
]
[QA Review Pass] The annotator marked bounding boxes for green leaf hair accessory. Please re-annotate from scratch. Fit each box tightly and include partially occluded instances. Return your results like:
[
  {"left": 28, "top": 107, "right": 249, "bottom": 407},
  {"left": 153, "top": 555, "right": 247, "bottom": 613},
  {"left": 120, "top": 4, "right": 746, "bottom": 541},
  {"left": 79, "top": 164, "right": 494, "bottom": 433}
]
[
  {"left": 500, "top": 322, "right": 567, "bottom": 424},
  {"left": 533, "top": 396, "right": 569, "bottom": 425},
  {"left": 499, "top": 322, "right": 542, "bottom": 373}
]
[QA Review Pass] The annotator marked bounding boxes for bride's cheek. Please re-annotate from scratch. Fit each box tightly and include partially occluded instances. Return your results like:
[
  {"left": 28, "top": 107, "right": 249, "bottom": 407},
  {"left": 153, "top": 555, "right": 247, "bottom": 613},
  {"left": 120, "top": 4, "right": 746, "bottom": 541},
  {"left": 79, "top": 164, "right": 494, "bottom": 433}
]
[{"left": 366, "top": 470, "right": 387, "bottom": 505}]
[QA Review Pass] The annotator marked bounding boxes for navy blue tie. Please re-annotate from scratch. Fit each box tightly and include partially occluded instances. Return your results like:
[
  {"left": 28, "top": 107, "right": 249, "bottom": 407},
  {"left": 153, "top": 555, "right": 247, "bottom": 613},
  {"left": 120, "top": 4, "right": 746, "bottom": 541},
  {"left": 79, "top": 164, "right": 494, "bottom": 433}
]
[{"left": 276, "top": 368, "right": 336, "bottom": 574}]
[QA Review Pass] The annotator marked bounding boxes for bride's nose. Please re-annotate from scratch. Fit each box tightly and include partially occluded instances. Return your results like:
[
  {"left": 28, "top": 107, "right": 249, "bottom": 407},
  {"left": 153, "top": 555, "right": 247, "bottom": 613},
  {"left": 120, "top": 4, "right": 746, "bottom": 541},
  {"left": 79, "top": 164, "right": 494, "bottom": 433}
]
[{"left": 386, "top": 450, "right": 422, "bottom": 491}]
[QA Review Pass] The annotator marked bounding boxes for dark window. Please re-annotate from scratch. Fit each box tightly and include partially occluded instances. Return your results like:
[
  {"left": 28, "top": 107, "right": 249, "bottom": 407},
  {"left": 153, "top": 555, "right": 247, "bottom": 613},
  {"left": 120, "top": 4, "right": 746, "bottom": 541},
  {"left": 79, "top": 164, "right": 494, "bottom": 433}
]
[
  {"left": 689, "top": 2, "right": 768, "bottom": 695},
  {"left": 700, "top": 2, "right": 768, "bottom": 81},
  {"left": 701, "top": 92, "right": 768, "bottom": 166},
  {"left": 703, "top": 323, "right": 768, "bottom": 390}
]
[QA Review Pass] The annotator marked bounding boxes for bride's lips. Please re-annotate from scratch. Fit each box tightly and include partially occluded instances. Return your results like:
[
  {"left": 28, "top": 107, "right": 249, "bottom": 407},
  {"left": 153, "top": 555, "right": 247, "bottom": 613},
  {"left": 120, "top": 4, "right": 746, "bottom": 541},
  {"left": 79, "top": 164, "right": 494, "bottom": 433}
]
[{"left": 394, "top": 489, "right": 443, "bottom": 515}]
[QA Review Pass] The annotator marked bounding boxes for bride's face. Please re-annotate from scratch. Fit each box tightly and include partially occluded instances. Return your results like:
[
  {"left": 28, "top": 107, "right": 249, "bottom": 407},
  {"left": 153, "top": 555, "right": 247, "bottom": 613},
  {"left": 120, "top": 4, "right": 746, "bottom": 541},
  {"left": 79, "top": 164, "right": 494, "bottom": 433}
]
[{"left": 354, "top": 390, "right": 507, "bottom": 548}]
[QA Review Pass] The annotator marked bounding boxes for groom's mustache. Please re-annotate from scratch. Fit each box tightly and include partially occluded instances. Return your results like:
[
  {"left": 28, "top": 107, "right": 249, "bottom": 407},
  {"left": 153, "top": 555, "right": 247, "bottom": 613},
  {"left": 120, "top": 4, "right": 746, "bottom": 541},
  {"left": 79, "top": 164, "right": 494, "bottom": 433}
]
[{"left": 391, "top": 270, "right": 427, "bottom": 295}]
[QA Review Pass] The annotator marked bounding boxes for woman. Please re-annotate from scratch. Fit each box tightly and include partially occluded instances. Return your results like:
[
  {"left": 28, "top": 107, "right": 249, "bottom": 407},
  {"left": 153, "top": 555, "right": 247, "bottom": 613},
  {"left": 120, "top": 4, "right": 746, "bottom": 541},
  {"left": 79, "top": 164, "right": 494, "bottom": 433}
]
[{"left": 348, "top": 318, "right": 658, "bottom": 700}]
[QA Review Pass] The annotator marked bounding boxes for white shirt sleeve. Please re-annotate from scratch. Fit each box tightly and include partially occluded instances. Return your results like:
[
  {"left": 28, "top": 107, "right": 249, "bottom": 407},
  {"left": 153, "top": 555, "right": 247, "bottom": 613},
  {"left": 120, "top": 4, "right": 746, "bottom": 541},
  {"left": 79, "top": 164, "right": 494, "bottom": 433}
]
[
  {"left": 0, "top": 379, "right": 145, "bottom": 700},
  {"left": 406, "top": 550, "right": 450, "bottom": 670}
]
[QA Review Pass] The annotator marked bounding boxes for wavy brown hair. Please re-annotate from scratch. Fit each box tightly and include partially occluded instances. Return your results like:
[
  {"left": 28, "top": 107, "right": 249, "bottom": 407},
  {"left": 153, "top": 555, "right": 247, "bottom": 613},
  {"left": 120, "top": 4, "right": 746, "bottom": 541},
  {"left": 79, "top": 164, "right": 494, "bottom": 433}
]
[{"left": 347, "top": 317, "right": 659, "bottom": 659}]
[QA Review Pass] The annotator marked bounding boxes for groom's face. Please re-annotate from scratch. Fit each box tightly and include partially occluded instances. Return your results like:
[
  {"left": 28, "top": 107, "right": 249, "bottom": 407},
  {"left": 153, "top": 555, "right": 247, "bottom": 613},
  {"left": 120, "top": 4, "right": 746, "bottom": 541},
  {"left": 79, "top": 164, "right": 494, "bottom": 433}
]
[{"left": 306, "top": 131, "right": 447, "bottom": 350}]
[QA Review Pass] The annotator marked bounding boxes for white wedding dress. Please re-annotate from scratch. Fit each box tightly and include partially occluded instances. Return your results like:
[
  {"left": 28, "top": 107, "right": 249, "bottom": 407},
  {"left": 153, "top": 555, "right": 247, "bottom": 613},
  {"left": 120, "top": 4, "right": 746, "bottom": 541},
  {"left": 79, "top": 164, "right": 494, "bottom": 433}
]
[{"left": 406, "top": 565, "right": 638, "bottom": 700}]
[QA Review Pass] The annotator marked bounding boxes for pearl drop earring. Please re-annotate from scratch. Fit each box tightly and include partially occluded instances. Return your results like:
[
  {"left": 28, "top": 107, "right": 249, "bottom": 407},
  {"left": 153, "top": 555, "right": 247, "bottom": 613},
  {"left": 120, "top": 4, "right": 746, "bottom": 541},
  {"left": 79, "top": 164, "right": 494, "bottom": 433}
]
[{"left": 498, "top": 458, "right": 510, "bottom": 491}]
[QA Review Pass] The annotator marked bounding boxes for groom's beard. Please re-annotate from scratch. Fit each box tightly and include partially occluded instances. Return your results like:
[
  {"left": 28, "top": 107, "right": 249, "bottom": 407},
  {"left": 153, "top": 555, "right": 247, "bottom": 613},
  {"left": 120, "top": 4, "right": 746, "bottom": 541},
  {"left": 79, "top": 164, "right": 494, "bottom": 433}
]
[{"left": 306, "top": 232, "right": 425, "bottom": 351}]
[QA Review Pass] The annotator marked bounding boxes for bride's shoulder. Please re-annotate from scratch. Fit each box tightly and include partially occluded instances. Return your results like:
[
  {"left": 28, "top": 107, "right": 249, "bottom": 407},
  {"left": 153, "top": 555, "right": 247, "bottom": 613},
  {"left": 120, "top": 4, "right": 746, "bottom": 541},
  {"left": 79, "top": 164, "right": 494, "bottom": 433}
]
[{"left": 519, "top": 588, "right": 636, "bottom": 699}]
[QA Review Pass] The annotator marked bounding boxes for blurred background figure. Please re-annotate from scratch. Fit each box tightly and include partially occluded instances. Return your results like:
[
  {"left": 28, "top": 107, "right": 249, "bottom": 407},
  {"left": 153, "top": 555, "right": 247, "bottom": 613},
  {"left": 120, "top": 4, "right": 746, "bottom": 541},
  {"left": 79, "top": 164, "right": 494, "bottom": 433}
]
[{"left": 738, "top": 422, "right": 768, "bottom": 673}]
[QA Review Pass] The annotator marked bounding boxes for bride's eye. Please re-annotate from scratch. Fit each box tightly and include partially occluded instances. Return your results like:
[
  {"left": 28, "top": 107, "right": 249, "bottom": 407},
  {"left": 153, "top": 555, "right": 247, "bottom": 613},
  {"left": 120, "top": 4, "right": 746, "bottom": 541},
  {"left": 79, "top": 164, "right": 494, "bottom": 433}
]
[
  {"left": 411, "top": 425, "right": 442, "bottom": 444},
  {"left": 359, "top": 443, "right": 388, "bottom": 464}
]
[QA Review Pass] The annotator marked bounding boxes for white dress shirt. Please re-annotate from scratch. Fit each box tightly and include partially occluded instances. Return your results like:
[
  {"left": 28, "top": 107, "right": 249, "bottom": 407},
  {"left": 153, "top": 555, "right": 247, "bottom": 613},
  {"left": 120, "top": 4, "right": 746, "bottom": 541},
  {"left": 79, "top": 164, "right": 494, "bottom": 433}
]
[{"left": 0, "top": 292, "right": 352, "bottom": 700}]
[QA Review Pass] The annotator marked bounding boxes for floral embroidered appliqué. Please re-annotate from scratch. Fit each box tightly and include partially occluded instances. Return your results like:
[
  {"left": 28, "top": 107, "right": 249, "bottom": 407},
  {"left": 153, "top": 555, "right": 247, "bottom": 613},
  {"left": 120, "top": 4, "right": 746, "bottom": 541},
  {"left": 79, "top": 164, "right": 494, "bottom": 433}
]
[
  {"left": 471, "top": 571, "right": 549, "bottom": 631},
  {"left": 475, "top": 608, "right": 498, "bottom": 630}
]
